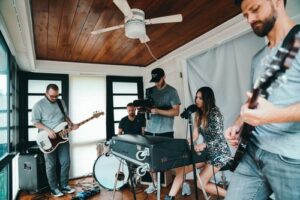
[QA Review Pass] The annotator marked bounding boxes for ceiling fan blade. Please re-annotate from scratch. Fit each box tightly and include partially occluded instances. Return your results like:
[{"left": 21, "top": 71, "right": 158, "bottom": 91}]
[
  {"left": 145, "top": 14, "right": 183, "bottom": 25},
  {"left": 139, "top": 34, "right": 150, "bottom": 43},
  {"left": 113, "top": 0, "right": 133, "bottom": 18},
  {"left": 91, "top": 24, "right": 124, "bottom": 35}
]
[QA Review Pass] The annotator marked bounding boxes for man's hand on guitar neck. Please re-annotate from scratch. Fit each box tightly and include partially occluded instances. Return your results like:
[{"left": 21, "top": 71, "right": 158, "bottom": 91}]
[
  {"left": 241, "top": 92, "right": 278, "bottom": 126},
  {"left": 225, "top": 91, "right": 279, "bottom": 148},
  {"left": 69, "top": 123, "right": 79, "bottom": 131}
]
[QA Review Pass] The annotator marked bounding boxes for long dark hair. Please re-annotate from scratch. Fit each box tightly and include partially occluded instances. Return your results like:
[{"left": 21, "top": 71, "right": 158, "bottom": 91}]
[{"left": 195, "top": 86, "right": 216, "bottom": 128}]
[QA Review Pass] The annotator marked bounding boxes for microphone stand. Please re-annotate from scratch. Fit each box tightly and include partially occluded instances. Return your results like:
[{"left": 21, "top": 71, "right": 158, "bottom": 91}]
[{"left": 186, "top": 111, "right": 199, "bottom": 200}]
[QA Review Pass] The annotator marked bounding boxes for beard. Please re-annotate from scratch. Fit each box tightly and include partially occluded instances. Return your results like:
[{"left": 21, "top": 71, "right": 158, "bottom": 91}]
[{"left": 251, "top": 11, "right": 277, "bottom": 37}]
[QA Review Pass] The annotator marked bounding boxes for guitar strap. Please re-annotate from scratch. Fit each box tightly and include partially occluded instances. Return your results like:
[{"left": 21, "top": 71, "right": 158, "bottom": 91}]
[
  {"left": 57, "top": 99, "right": 67, "bottom": 118},
  {"left": 282, "top": 24, "right": 300, "bottom": 48}
]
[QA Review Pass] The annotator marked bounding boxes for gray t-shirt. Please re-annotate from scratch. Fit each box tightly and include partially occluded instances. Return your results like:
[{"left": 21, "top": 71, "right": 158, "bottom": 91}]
[
  {"left": 31, "top": 97, "right": 68, "bottom": 131},
  {"left": 145, "top": 84, "right": 181, "bottom": 134},
  {"left": 251, "top": 43, "right": 300, "bottom": 159}
]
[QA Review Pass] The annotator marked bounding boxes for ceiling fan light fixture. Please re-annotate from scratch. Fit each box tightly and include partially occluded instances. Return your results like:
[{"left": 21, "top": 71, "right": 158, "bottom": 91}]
[{"left": 125, "top": 8, "right": 146, "bottom": 39}]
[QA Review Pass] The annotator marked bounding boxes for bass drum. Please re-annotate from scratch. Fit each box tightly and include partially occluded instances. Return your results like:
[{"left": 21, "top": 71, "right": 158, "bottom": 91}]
[{"left": 93, "top": 154, "right": 129, "bottom": 190}]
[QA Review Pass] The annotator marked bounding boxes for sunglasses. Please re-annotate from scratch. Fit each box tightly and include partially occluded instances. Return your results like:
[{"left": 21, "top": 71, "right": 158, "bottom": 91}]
[{"left": 47, "top": 93, "right": 59, "bottom": 99}]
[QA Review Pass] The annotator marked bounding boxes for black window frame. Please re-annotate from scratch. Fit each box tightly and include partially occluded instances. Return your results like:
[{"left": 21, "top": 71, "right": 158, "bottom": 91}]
[
  {"left": 106, "top": 76, "right": 143, "bottom": 139},
  {"left": 19, "top": 72, "right": 69, "bottom": 152},
  {"left": 0, "top": 30, "right": 20, "bottom": 200}
]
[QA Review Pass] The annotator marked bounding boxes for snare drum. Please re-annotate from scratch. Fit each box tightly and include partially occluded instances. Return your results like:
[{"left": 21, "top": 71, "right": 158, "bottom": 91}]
[{"left": 93, "top": 154, "right": 129, "bottom": 190}]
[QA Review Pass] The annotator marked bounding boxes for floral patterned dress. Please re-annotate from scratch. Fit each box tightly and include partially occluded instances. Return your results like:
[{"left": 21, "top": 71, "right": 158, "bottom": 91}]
[{"left": 199, "top": 107, "right": 231, "bottom": 168}]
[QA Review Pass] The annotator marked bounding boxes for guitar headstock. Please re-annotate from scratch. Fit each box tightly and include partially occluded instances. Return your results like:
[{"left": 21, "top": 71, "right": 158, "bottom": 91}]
[
  {"left": 93, "top": 111, "right": 105, "bottom": 118},
  {"left": 254, "top": 31, "right": 300, "bottom": 96}
]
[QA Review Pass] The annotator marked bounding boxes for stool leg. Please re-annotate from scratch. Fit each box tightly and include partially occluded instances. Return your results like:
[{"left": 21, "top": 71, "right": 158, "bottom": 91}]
[{"left": 196, "top": 172, "right": 209, "bottom": 200}]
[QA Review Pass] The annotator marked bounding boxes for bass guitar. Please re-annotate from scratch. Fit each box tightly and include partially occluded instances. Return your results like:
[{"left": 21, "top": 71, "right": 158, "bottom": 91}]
[
  {"left": 225, "top": 30, "right": 300, "bottom": 172},
  {"left": 36, "top": 111, "right": 104, "bottom": 153}
]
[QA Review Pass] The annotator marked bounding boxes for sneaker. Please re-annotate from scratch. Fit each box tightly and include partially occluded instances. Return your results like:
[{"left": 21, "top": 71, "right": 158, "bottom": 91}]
[
  {"left": 61, "top": 185, "right": 75, "bottom": 194},
  {"left": 181, "top": 182, "right": 191, "bottom": 196},
  {"left": 51, "top": 188, "right": 64, "bottom": 197},
  {"left": 164, "top": 195, "right": 175, "bottom": 200},
  {"left": 144, "top": 183, "right": 156, "bottom": 194}
]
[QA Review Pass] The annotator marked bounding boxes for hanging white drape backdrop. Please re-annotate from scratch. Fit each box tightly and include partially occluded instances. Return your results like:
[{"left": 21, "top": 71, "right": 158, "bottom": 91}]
[{"left": 185, "top": 32, "right": 265, "bottom": 134}]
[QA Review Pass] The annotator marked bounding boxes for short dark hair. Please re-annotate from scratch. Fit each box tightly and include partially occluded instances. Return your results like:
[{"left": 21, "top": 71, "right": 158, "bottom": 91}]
[
  {"left": 127, "top": 102, "right": 134, "bottom": 107},
  {"left": 234, "top": 0, "right": 286, "bottom": 7},
  {"left": 46, "top": 84, "right": 59, "bottom": 92}
]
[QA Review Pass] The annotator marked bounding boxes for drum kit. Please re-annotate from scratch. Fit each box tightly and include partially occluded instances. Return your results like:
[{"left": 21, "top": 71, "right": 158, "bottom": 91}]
[{"left": 93, "top": 141, "right": 133, "bottom": 199}]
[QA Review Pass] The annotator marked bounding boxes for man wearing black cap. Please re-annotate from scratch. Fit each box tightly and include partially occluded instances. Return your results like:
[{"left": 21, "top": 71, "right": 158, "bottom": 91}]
[{"left": 143, "top": 67, "right": 181, "bottom": 194}]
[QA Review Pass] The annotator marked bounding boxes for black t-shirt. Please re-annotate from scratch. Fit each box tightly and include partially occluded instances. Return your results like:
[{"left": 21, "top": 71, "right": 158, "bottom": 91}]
[{"left": 118, "top": 115, "right": 145, "bottom": 135}]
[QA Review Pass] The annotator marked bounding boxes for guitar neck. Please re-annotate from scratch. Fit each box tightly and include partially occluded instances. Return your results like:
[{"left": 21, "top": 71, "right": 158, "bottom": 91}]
[
  {"left": 78, "top": 116, "right": 96, "bottom": 126},
  {"left": 248, "top": 88, "right": 260, "bottom": 109},
  {"left": 59, "top": 116, "right": 96, "bottom": 136}
]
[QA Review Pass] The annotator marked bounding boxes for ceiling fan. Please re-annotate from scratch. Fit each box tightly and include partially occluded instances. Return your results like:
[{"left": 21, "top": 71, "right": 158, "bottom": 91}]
[{"left": 91, "top": 0, "right": 183, "bottom": 43}]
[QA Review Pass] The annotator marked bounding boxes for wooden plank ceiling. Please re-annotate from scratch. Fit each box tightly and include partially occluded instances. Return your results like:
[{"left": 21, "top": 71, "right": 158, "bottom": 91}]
[{"left": 31, "top": 0, "right": 240, "bottom": 67}]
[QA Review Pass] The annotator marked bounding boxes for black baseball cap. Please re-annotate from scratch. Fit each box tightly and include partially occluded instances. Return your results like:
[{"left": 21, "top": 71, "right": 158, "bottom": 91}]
[{"left": 150, "top": 68, "right": 165, "bottom": 82}]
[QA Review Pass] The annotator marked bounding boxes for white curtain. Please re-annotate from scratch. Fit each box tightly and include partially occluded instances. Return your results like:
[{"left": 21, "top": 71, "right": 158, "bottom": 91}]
[
  {"left": 186, "top": 32, "right": 265, "bottom": 131},
  {"left": 68, "top": 76, "right": 106, "bottom": 178}
]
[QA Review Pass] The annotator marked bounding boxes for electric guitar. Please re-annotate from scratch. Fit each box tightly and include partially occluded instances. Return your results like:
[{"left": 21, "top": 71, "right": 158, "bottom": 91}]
[
  {"left": 36, "top": 111, "right": 104, "bottom": 153},
  {"left": 225, "top": 30, "right": 300, "bottom": 172}
]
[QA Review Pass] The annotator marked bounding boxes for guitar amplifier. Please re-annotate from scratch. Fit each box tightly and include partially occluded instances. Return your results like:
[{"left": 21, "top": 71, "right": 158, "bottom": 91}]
[{"left": 18, "top": 153, "right": 49, "bottom": 193}]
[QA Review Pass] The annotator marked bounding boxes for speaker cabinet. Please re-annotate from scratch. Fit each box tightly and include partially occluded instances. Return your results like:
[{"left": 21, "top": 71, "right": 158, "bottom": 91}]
[
  {"left": 140, "top": 171, "right": 173, "bottom": 187},
  {"left": 18, "top": 154, "right": 48, "bottom": 193}
]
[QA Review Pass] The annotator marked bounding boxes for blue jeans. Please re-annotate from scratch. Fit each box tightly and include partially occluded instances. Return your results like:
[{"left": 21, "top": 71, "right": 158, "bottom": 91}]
[
  {"left": 44, "top": 142, "right": 70, "bottom": 190},
  {"left": 225, "top": 141, "right": 300, "bottom": 200}
]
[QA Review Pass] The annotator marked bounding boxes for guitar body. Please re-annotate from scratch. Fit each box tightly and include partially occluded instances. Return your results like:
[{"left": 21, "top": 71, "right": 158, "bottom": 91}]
[
  {"left": 36, "top": 122, "right": 69, "bottom": 153},
  {"left": 226, "top": 123, "right": 254, "bottom": 171},
  {"left": 35, "top": 111, "right": 104, "bottom": 154}
]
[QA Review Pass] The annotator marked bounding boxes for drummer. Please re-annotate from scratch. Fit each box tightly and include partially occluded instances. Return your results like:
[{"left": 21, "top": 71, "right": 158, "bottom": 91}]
[{"left": 118, "top": 102, "right": 146, "bottom": 135}]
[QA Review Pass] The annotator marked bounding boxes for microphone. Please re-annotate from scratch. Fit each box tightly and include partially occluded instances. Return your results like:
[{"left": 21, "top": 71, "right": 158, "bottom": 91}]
[{"left": 180, "top": 104, "right": 199, "bottom": 119}]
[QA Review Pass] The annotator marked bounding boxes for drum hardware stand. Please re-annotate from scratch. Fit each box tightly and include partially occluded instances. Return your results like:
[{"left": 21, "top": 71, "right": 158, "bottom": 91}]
[
  {"left": 128, "top": 163, "right": 137, "bottom": 200},
  {"left": 218, "top": 171, "right": 229, "bottom": 189},
  {"left": 112, "top": 158, "right": 123, "bottom": 200},
  {"left": 112, "top": 160, "right": 138, "bottom": 200},
  {"left": 156, "top": 172, "right": 161, "bottom": 200}
]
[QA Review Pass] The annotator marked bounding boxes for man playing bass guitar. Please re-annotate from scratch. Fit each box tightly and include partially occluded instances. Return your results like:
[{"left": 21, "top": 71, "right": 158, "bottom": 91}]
[{"left": 32, "top": 84, "right": 78, "bottom": 197}]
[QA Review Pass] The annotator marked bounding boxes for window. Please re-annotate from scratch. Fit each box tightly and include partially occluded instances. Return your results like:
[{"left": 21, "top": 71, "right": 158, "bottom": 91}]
[
  {"left": 0, "top": 31, "right": 19, "bottom": 200},
  {"left": 106, "top": 76, "right": 143, "bottom": 139},
  {"left": 19, "top": 72, "right": 68, "bottom": 148},
  {"left": 0, "top": 36, "right": 8, "bottom": 158}
]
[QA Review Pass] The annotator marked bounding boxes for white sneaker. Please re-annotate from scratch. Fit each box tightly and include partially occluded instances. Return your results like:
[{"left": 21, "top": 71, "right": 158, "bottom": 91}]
[
  {"left": 61, "top": 185, "right": 75, "bottom": 194},
  {"left": 51, "top": 188, "right": 64, "bottom": 197},
  {"left": 144, "top": 183, "right": 156, "bottom": 194},
  {"left": 181, "top": 182, "right": 191, "bottom": 196}
]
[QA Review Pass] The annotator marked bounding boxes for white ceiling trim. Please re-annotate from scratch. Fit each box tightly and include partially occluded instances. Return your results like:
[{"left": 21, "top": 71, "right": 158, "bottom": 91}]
[{"left": 35, "top": 60, "right": 144, "bottom": 76}]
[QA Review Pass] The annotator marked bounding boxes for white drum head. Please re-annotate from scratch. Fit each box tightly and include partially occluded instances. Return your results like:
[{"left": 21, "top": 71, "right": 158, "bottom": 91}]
[{"left": 93, "top": 154, "right": 129, "bottom": 190}]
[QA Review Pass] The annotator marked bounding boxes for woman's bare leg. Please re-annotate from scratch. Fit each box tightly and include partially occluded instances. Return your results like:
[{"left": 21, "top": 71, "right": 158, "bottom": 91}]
[
  {"left": 198, "top": 164, "right": 226, "bottom": 197},
  {"left": 168, "top": 162, "right": 205, "bottom": 196}
]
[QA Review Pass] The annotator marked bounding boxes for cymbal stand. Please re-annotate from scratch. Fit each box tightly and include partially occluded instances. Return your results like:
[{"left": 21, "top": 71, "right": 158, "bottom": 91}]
[{"left": 112, "top": 159, "right": 122, "bottom": 200}]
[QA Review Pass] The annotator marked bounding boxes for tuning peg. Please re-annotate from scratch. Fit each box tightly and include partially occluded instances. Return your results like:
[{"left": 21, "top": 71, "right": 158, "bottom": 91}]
[
  {"left": 278, "top": 74, "right": 288, "bottom": 83},
  {"left": 278, "top": 47, "right": 289, "bottom": 54},
  {"left": 266, "top": 87, "right": 273, "bottom": 95},
  {"left": 270, "top": 64, "right": 280, "bottom": 71},
  {"left": 265, "top": 69, "right": 273, "bottom": 77},
  {"left": 259, "top": 77, "right": 266, "bottom": 84}
]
